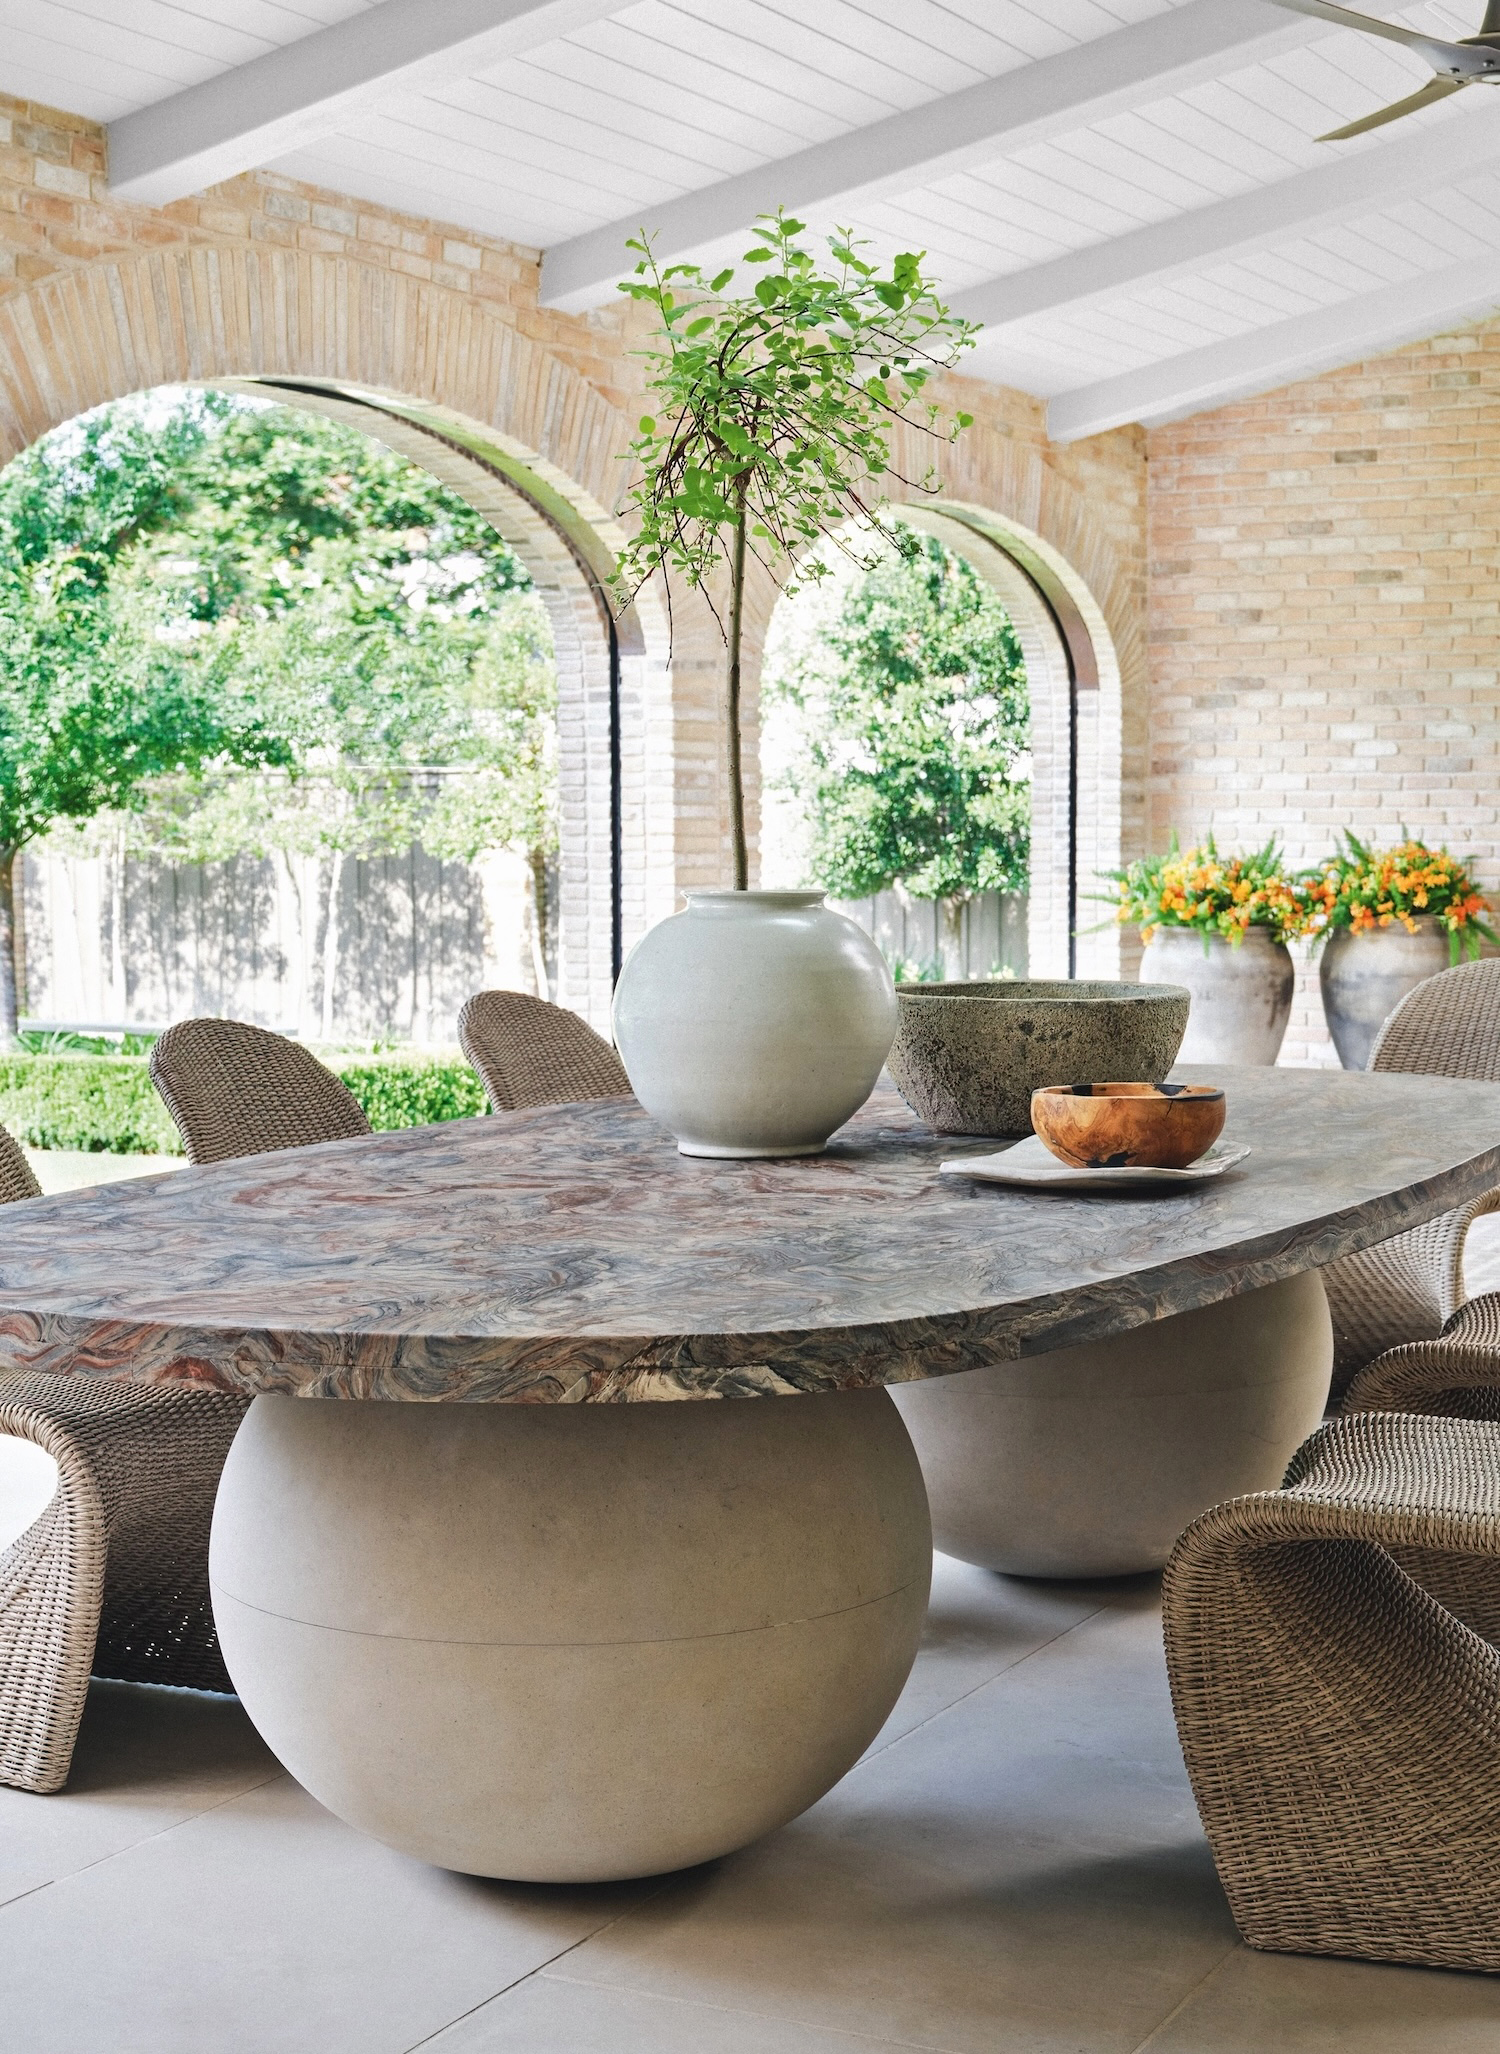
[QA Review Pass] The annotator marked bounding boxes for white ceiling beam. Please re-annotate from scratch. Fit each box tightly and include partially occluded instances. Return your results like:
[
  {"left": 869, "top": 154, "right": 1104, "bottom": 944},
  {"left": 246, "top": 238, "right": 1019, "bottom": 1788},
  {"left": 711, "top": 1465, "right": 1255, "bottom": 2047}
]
[
  {"left": 106, "top": 0, "right": 634, "bottom": 206},
  {"left": 538, "top": 0, "right": 1321, "bottom": 314},
  {"left": 953, "top": 100, "right": 1500, "bottom": 331},
  {"left": 1044, "top": 256, "right": 1500, "bottom": 441}
]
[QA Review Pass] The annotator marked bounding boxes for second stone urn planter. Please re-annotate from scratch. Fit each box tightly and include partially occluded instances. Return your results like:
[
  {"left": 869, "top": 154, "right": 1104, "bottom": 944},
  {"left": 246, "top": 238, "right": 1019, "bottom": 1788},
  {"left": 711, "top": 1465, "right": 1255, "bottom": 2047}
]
[
  {"left": 1141, "top": 927, "right": 1295, "bottom": 1067},
  {"left": 1319, "top": 915, "right": 1452, "bottom": 1071}
]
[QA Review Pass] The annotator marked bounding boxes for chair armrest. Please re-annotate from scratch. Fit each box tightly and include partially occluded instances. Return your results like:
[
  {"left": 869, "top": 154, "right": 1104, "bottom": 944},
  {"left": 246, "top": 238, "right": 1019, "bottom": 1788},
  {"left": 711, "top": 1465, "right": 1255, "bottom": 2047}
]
[
  {"left": 1342, "top": 1290, "right": 1500, "bottom": 1418},
  {"left": 1173, "top": 1413, "right": 1500, "bottom": 1566}
]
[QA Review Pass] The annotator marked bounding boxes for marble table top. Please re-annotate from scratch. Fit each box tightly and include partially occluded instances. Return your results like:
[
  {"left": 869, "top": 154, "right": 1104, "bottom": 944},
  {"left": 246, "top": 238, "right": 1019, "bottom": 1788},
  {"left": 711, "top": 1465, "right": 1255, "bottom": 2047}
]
[{"left": 0, "top": 1066, "right": 1498, "bottom": 1403}]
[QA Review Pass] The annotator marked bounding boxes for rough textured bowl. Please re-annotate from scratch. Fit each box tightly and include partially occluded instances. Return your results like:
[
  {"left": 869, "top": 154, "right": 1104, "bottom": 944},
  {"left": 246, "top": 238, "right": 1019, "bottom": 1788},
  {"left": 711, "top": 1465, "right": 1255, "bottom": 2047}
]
[
  {"left": 1031, "top": 1081, "right": 1226, "bottom": 1170},
  {"left": 887, "top": 980, "right": 1191, "bottom": 1137}
]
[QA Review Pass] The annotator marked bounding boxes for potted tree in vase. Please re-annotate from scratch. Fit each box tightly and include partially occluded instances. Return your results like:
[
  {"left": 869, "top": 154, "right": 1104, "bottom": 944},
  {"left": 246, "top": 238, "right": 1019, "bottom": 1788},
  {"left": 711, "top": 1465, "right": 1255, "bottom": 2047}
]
[
  {"left": 1312, "top": 834, "right": 1497, "bottom": 1069},
  {"left": 610, "top": 212, "right": 976, "bottom": 1157},
  {"left": 1102, "top": 835, "right": 1311, "bottom": 1066}
]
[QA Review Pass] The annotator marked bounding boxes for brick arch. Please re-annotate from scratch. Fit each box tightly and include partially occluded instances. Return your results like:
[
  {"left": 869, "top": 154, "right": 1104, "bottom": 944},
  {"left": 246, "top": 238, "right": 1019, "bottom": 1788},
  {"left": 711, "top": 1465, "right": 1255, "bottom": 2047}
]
[{"left": 0, "top": 243, "right": 682, "bottom": 1025}]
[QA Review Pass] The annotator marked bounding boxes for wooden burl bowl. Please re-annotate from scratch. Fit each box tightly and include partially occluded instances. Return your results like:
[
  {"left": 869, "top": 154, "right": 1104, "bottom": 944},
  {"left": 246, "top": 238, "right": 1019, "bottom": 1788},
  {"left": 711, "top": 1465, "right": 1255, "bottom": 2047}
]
[{"left": 1030, "top": 1081, "right": 1226, "bottom": 1170}]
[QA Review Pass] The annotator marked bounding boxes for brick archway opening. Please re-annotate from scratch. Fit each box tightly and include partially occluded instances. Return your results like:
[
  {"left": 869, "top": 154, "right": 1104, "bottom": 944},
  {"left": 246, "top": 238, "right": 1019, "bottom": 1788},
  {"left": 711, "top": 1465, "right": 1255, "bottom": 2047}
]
[
  {"left": 0, "top": 245, "right": 684, "bottom": 1032},
  {"left": 756, "top": 498, "right": 1124, "bottom": 983}
]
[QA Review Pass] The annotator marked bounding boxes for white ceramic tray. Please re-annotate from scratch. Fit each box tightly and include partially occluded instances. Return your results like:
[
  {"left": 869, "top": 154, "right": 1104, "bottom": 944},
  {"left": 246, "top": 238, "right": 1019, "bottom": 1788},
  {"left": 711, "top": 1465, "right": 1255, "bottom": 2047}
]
[{"left": 938, "top": 1136, "right": 1251, "bottom": 1192}]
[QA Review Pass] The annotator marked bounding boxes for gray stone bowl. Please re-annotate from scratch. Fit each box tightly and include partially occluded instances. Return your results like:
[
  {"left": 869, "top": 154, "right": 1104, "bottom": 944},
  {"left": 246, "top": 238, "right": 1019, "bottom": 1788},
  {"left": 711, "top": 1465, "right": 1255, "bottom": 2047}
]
[{"left": 887, "top": 980, "right": 1192, "bottom": 1137}]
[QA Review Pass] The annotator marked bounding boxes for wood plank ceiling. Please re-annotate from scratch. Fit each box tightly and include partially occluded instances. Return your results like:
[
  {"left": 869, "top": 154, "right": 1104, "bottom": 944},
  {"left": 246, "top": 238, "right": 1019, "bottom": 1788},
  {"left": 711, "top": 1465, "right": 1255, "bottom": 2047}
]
[{"left": 5, "top": 0, "right": 1500, "bottom": 438}]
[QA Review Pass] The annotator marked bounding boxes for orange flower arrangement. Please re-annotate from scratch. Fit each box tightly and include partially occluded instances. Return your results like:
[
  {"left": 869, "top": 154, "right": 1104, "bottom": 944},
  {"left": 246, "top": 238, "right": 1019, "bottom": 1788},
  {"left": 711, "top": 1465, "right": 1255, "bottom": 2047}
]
[
  {"left": 1102, "top": 834, "right": 1312, "bottom": 949},
  {"left": 1306, "top": 834, "right": 1497, "bottom": 964}
]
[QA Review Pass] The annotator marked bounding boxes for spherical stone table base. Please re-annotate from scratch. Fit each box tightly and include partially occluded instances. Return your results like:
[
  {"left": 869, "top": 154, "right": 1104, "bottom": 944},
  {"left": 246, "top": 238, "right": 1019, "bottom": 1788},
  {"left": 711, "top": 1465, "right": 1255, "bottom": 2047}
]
[
  {"left": 209, "top": 1389, "right": 931, "bottom": 1882},
  {"left": 890, "top": 1270, "right": 1332, "bottom": 1578}
]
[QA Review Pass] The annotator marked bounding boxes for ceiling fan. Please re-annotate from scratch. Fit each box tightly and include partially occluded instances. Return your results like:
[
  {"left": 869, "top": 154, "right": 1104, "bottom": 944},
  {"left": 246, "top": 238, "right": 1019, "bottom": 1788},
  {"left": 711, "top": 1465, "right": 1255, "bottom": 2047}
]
[{"left": 1265, "top": 0, "right": 1500, "bottom": 137}]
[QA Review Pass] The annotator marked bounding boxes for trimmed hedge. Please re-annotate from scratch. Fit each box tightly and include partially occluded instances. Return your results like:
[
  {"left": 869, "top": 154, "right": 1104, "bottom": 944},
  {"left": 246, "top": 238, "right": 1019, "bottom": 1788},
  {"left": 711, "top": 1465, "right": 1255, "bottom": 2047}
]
[
  {"left": 0, "top": 1047, "right": 487, "bottom": 1156},
  {"left": 331, "top": 1054, "right": 487, "bottom": 1133}
]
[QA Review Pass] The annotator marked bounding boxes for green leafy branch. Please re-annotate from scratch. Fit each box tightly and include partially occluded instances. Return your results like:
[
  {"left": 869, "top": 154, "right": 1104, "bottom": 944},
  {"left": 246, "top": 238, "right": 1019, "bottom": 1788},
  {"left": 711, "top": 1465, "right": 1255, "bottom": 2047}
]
[{"left": 611, "top": 211, "right": 977, "bottom": 887}]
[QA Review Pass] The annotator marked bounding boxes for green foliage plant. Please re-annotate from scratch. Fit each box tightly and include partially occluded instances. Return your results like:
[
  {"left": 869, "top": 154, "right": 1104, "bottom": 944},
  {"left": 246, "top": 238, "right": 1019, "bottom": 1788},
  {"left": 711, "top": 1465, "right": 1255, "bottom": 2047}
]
[
  {"left": 1099, "top": 833, "right": 1312, "bottom": 952},
  {"left": 612, "top": 211, "right": 977, "bottom": 889},
  {"left": 1304, "top": 832, "right": 1498, "bottom": 963},
  {"left": 766, "top": 528, "right": 1028, "bottom": 951},
  {"left": 0, "top": 397, "right": 298, "bottom": 1044},
  {"left": 0, "top": 391, "right": 560, "bottom": 1038}
]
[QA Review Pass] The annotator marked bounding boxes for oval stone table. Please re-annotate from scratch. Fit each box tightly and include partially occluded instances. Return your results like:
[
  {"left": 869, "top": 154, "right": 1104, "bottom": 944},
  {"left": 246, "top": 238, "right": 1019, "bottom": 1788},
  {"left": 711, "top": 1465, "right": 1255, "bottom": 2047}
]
[{"left": 1, "top": 1064, "right": 1499, "bottom": 1883}]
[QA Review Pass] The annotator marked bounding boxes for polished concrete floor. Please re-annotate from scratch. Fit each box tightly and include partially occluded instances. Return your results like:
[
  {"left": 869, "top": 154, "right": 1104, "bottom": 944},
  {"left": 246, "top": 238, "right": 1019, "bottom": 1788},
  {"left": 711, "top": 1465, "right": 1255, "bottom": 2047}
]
[{"left": 3, "top": 1553, "right": 1498, "bottom": 2054}]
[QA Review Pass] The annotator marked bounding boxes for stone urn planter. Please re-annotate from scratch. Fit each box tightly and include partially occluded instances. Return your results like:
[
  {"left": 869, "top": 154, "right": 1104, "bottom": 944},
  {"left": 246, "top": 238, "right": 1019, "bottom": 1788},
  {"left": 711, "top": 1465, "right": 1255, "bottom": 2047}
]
[
  {"left": 1319, "top": 916, "right": 1452, "bottom": 1071},
  {"left": 886, "top": 980, "right": 1190, "bottom": 1137},
  {"left": 1141, "top": 927, "right": 1295, "bottom": 1067},
  {"left": 611, "top": 890, "right": 897, "bottom": 1158}
]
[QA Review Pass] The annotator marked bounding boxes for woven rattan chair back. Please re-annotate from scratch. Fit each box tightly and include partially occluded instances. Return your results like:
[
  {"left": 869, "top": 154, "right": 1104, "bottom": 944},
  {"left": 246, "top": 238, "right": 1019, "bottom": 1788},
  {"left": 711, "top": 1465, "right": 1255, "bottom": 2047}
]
[
  {"left": 458, "top": 990, "right": 629, "bottom": 1113},
  {"left": 0, "top": 1120, "right": 40, "bottom": 1204},
  {"left": 1324, "top": 959, "right": 1500, "bottom": 1398},
  {"left": 1369, "top": 956, "right": 1500, "bottom": 1080},
  {"left": 149, "top": 1017, "right": 371, "bottom": 1164}
]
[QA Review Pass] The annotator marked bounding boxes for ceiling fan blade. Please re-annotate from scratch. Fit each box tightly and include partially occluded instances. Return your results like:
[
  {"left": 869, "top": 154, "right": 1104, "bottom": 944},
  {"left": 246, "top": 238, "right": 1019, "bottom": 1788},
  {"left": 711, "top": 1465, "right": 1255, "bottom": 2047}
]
[
  {"left": 1318, "top": 71, "right": 1468, "bottom": 138},
  {"left": 1485, "top": 1, "right": 1500, "bottom": 33},
  {"left": 1264, "top": 0, "right": 1488, "bottom": 72}
]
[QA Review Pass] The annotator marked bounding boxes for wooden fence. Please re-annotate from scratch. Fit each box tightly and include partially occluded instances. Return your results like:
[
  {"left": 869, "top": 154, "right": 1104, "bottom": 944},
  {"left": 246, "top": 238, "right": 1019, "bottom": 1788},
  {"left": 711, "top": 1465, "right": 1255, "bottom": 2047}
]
[{"left": 18, "top": 843, "right": 1027, "bottom": 1039}]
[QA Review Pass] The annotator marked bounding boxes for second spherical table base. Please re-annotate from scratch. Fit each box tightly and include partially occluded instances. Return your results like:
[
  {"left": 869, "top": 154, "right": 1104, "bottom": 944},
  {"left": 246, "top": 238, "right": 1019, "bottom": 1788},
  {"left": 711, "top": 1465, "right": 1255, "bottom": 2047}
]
[{"left": 891, "top": 1269, "right": 1333, "bottom": 1578}]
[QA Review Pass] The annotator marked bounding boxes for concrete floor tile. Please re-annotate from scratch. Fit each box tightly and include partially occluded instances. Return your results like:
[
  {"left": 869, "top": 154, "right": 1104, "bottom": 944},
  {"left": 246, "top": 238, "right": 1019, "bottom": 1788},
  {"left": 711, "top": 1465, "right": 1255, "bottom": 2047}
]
[
  {"left": 1140, "top": 1943, "right": 1500, "bottom": 2052},
  {"left": 859, "top": 1554, "right": 1115, "bottom": 1759},
  {"left": 0, "top": 1775, "right": 649, "bottom": 2054},
  {"left": 841, "top": 1588, "right": 1204, "bottom": 1881},
  {"left": 554, "top": 1833, "right": 1234, "bottom": 2054},
  {"left": 430, "top": 1971, "right": 963, "bottom": 2052},
  {"left": 558, "top": 1588, "right": 1237, "bottom": 2054},
  {"left": 0, "top": 1680, "right": 279, "bottom": 1908}
]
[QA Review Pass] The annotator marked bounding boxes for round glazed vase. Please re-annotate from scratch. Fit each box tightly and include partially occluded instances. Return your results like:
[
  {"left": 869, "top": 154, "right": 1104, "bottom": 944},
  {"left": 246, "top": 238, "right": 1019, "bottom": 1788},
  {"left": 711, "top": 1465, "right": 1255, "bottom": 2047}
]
[
  {"left": 611, "top": 889, "right": 898, "bottom": 1158},
  {"left": 1141, "top": 927, "right": 1294, "bottom": 1067},
  {"left": 886, "top": 980, "right": 1190, "bottom": 1137},
  {"left": 1320, "top": 916, "right": 1452, "bottom": 1072}
]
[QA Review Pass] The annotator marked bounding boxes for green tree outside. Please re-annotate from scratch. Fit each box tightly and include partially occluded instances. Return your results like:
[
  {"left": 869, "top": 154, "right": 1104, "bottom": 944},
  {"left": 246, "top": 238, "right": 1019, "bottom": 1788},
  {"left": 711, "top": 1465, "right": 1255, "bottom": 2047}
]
[
  {"left": 765, "top": 526, "right": 1029, "bottom": 974},
  {"left": 0, "top": 390, "right": 558, "bottom": 1042}
]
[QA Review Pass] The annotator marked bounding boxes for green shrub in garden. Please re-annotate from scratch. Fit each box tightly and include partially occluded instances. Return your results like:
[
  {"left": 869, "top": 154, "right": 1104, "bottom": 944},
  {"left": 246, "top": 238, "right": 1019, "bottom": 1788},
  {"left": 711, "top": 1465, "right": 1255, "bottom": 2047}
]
[
  {"left": 0, "top": 1045, "right": 487, "bottom": 1155},
  {"left": 331, "top": 1053, "right": 487, "bottom": 1132},
  {"left": 0, "top": 1053, "right": 179, "bottom": 1154}
]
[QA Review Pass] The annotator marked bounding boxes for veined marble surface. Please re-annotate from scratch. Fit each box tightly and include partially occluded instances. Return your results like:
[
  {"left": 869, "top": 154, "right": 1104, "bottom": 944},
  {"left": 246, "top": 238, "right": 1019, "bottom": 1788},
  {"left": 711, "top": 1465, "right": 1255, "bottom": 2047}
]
[{"left": 0, "top": 1067, "right": 1497, "bottom": 1403}]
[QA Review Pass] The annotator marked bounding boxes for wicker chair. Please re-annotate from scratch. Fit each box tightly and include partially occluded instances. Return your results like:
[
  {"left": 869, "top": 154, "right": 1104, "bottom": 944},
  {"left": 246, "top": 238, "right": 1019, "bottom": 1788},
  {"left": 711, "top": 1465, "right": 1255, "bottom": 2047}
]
[
  {"left": 1321, "top": 958, "right": 1500, "bottom": 1402},
  {"left": 1344, "top": 1291, "right": 1500, "bottom": 1423},
  {"left": 0, "top": 1118, "right": 38, "bottom": 1206},
  {"left": 0, "top": 1119, "right": 249, "bottom": 1793},
  {"left": 457, "top": 989, "right": 630, "bottom": 1114},
  {"left": 150, "top": 1016, "right": 370, "bottom": 1161},
  {"left": 1164, "top": 1409, "right": 1500, "bottom": 1972}
]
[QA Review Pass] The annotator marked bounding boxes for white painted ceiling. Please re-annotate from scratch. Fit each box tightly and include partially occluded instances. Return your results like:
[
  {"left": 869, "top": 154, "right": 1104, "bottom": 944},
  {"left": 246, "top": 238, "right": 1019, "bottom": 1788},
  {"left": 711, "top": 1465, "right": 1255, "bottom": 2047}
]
[{"left": 7, "top": 0, "right": 1500, "bottom": 437}]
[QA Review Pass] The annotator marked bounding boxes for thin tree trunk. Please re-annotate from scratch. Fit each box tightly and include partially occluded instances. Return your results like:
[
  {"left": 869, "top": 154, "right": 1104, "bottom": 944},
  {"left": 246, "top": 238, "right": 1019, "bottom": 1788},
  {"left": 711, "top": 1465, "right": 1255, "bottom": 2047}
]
[
  {"left": 320, "top": 849, "right": 344, "bottom": 1042},
  {"left": 10, "top": 846, "right": 24, "bottom": 1027},
  {"left": 0, "top": 844, "right": 19, "bottom": 1047},
  {"left": 726, "top": 479, "right": 749, "bottom": 891},
  {"left": 276, "top": 849, "right": 311, "bottom": 1036},
  {"left": 527, "top": 843, "right": 551, "bottom": 1002},
  {"left": 940, "top": 897, "right": 966, "bottom": 981},
  {"left": 109, "top": 825, "right": 126, "bottom": 1017}
]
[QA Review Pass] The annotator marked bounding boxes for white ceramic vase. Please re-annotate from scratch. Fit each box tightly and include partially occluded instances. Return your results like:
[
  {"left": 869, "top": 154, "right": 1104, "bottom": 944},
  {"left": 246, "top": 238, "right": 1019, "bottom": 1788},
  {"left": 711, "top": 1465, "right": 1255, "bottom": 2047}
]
[
  {"left": 612, "top": 889, "right": 898, "bottom": 1158},
  {"left": 1320, "top": 915, "right": 1452, "bottom": 1071},
  {"left": 1141, "top": 926, "right": 1295, "bottom": 1067}
]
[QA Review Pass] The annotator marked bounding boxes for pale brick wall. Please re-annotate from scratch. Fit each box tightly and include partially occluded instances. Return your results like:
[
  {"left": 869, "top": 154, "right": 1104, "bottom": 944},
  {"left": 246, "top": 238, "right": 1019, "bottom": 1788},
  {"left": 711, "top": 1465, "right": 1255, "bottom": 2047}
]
[{"left": 1148, "top": 323, "right": 1500, "bottom": 1063}]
